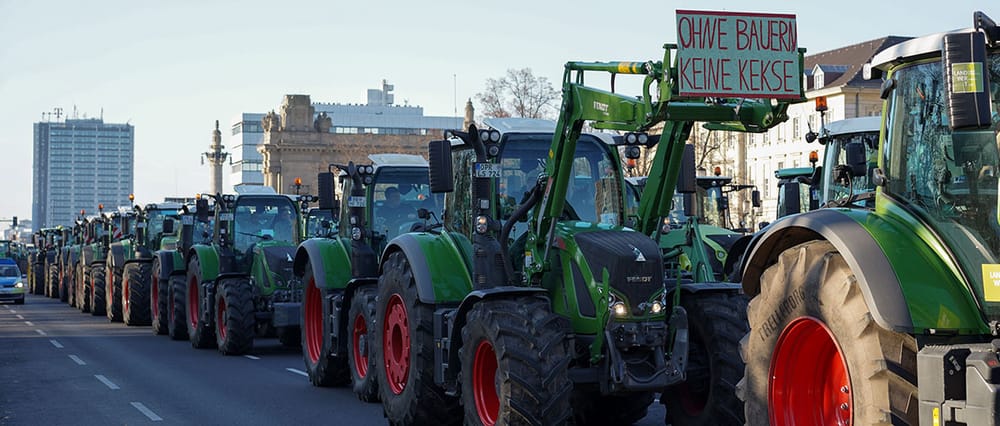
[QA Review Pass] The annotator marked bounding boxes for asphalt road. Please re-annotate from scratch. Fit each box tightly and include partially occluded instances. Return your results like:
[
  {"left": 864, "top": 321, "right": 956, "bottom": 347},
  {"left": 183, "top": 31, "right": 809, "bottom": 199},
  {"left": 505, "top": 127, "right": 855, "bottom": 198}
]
[{"left": 0, "top": 294, "right": 668, "bottom": 425}]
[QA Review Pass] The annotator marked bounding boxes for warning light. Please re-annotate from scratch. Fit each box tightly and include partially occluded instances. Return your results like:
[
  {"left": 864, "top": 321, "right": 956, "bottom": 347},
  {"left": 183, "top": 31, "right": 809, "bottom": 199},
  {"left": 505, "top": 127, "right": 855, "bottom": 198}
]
[
  {"left": 626, "top": 158, "right": 637, "bottom": 169},
  {"left": 98, "top": 204, "right": 104, "bottom": 211},
  {"left": 814, "top": 96, "right": 828, "bottom": 112},
  {"left": 80, "top": 209, "right": 86, "bottom": 216},
  {"left": 713, "top": 166, "right": 722, "bottom": 176},
  {"left": 809, "top": 151, "right": 819, "bottom": 164},
  {"left": 128, "top": 193, "right": 135, "bottom": 202},
  {"left": 294, "top": 177, "right": 302, "bottom": 186}
]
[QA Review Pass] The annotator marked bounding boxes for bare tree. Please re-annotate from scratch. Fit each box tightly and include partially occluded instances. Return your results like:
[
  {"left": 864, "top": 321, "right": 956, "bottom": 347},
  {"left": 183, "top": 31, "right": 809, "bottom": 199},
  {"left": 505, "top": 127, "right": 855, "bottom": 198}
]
[
  {"left": 475, "top": 68, "right": 559, "bottom": 119},
  {"left": 690, "top": 127, "right": 725, "bottom": 171}
]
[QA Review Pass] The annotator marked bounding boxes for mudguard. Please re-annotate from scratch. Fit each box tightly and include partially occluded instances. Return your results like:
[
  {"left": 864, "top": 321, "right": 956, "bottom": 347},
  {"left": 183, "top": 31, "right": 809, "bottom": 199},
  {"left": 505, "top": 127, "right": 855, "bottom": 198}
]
[
  {"left": 108, "top": 242, "right": 130, "bottom": 273},
  {"left": 187, "top": 245, "right": 220, "bottom": 283},
  {"left": 382, "top": 232, "right": 473, "bottom": 304},
  {"left": 742, "top": 208, "right": 986, "bottom": 334},
  {"left": 293, "top": 237, "right": 352, "bottom": 291},
  {"left": 153, "top": 251, "right": 176, "bottom": 279},
  {"left": 722, "top": 234, "right": 753, "bottom": 281}
]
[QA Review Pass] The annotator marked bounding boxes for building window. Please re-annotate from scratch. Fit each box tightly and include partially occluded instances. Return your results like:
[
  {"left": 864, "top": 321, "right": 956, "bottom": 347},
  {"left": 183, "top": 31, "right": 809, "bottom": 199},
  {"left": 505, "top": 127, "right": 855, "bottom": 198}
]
[{"left": 792, "top": 118, "right": 800, "bottom": 140}]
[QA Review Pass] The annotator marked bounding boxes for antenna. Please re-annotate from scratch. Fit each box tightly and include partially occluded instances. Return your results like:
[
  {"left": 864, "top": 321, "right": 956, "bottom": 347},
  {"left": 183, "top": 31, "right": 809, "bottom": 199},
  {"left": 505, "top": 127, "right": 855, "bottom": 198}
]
[{"left": 53, "top": 107, "right": 63, "bottom": 121}]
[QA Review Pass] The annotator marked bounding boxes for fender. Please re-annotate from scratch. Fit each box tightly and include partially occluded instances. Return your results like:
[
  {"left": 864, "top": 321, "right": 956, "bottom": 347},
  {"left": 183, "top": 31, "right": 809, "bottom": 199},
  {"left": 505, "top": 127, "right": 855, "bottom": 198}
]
[
  {"left": 742, "top": 208, "right": 985, "bottom": 334},
  {"left": 293, "top": 238, "right": 352, "bottom": 291},
  {"left": 152, "top": 251, "right": 176, "bottom": 279},
  {"left": 440, "top": 287, "right": 549, "bottom": 388},
  {"left": 187, "top": 245, "right": 220, "bottom": 283},
  {"left": 382, "top": 232, "right": 473, "bottom": 304},
  {"left": 108, "top": 242, "right": 129, "bottom": 273},
  {"left": 665, "top": 281, "right": 743, "bottom": 298},
  {"left": 722, "top": 234, "right": 753, "bottom": 281}
]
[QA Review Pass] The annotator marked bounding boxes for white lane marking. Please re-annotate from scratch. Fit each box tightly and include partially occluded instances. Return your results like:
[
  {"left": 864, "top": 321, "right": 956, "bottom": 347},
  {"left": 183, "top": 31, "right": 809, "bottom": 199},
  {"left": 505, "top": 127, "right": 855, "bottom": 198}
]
[
  {"left": 50, "top": 339, "right": 63, "bottom": 348},
  {"left": 244, "top": 355, "right": 260, "bottom": 360},
  {"left": 35, "top": 329, "right": 46, "bottom": 336},
  {"left": 286, "top": 368, "right": 308, "bottom": 377},
  {"left": 9, "top": 310, "right": 15, "bottom": 313},
  {"left": 69, "top": 355, "right": 86, "bottom": 365},
  {"left": 95, "top": 375, "right": 120, "bottom": 390},
  {"left": 16, "top": 315, "right": 23, "bottom": 319},
  {"left": 130, "top": 402, "right": 163, "bottom": 421},
  {"left": 24, "top": 321, "right": 33, "bottom": 326}
]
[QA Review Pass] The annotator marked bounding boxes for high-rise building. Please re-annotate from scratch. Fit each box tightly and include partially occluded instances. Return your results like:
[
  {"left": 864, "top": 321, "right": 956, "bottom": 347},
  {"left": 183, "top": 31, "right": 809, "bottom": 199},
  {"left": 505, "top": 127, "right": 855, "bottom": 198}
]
[
  {"left": 229, "top": 113, "right": 266, "bottom": 187},
  {"left": 32, "top": 117, "right": 134, "bottom": 231}
]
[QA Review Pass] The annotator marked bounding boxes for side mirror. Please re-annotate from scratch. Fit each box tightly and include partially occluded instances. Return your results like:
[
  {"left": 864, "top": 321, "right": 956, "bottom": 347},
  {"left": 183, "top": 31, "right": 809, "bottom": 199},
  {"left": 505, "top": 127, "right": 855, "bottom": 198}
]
[
  {"left": 196, "top": 198, "right": 210, "bottom": 223},
  {"left": 751, "top": 190, "right": 761, "bottom": 208},
  {"left": 682, "top": 193, "right": 695, "bottom": 217},
  {"left": 845, "top": 142, "right": 867, "bottom": 177},
  {"left": 162, "top": 219, "right": 175, "bottom": 235},
  {"left": 781, "top": 183, "right": 801, "bottom": 216},
  {"left": 317, "top": 172, "right": 336, "bottom": 210},
  {"left": 718, "top": 195, "right": 729, "bottom": 212},
  {"left": 417, "top": 208, "right": 431, "bottom": 220},
  {"left": 943, "top": 31, "right": 991, "bottom": 130},
  {"left": 428, "top": 139, "right": 454, "bottom": 193},
  {"left": 677, "top": 144, "right": 697, "bottom": 194},
  {"left": 321, "top": 220, "right": 332, "bottom": 230}
]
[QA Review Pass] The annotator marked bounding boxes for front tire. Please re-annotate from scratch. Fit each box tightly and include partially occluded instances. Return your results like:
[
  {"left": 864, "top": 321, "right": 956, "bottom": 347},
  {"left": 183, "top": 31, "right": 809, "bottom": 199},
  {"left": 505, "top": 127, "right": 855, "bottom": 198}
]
[
  {"left": 47, "top": 264, "right": 59, "bottom": 299},
  {"left": 186, "top": 257, "right": 216, "bottom": 349},
  {"left": 375, "top": 251, "right": 461, "bottom": 425},
  {"left": 151, "top": 258, "right": 169, "bottom": 335},
  {"left": 106, "top": 265, "right": 123, "bottom": 322},
  {"left": 168, "top": 275, "right": 189, "bottom": 341},
  {"left": 215, "top": 278, "right": 256, "bottom": 355},
  {"left": 78, "top": 265, "right": 91, "bottom": 313},
  {"left": 90, "top": 265, "right": 106, "bottom": 316},
  {"left": 662, "top": 292, "right": 748, "bottom": 426},
  {"left": 348, "top": 287, "right": 379, "bottom": 402},
  {"left": 301, "top": 262, "right": 350, "bottom": 387},
  {"left": 460, "top": 296, "right": 573, "bottom": 426},
  {"left": 123, "top": 262, "right": 152, "bottom": 326},
  {"left": 740, "top": 240, "right": 918, "bottom": 425}
]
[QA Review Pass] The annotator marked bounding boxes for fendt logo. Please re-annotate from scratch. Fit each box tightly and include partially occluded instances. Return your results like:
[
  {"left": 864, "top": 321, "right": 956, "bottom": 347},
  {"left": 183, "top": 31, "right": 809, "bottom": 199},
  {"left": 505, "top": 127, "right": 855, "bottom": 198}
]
[
  {"left": 626, "top": 275, "right": 653, "bottom": 283},
  {"left": 593, "top": 101, "right": 609, "bottom": 114}
]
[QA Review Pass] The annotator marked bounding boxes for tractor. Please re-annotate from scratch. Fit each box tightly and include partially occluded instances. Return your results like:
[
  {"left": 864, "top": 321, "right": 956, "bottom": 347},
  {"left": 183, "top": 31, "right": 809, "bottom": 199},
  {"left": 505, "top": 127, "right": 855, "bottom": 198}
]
[
  {"left": 151, "top": 198, "right": 214, "bottom": 339},
  {"left": 294, "top": 154, "right": 432, "bottom": 401},
  {"left": 371, "top": 35, "right": 801, "bottom": 424},
  {"left": 184, "top": 187, "right": 308, "bottom": 354},
  {"left": 738, "top": 11, "right": 1000, "bottom": 425},
  {"left": 76, "top": 208, "right": 113, "bottom": 315},
  {"left": 106, "top": 199, "right": 182, "bottom": 326}
]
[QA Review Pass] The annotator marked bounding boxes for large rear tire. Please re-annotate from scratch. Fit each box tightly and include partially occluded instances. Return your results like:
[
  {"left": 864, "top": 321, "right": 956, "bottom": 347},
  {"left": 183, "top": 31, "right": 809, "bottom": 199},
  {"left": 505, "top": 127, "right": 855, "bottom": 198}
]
[
  {"left": 167, "top": 275, "right": 189, "bottom": 341},
  {"left": 460, "top": 296, "right": 573, "bottom": 426},
  {"left": 375, "top": 251, "right": 461, "bottom": 425},
  {"left": 59, "top": 265, "right": 70, "bottom": 303},
  {"left": 348, "top": 286, "right": 379, "bottom": 402},
  {"left": 215, "top": 278, "right": 256, "bottom": 355},
  {"left": 301, "top": 263, "right": 349, "bottom": 387},
  {"left": 740, "top": 240, "right": 918, "bottom": 425},
  {"left": 123, "top": 262, "right": 152, "bottom": 326},
  {"left": 78, "top": 264, "right": 91, "bottom": 313},
  {"left": 90, "top": 265, "right": 106, "bottom": 316},
  {"left": 151, "top": 258, "right": 169, "bottom": 335},
  {"left": 47, "top": 264, "right": 59, "bottom": 299},
  {"left": 186, "top": 257, "right": 216, "bottom": 349},
  {"left": 106, "top": 263, "right": 123, "bottom": 322},
  {"left": 662, "top": 292, "right": 747, "bottom": 426}
]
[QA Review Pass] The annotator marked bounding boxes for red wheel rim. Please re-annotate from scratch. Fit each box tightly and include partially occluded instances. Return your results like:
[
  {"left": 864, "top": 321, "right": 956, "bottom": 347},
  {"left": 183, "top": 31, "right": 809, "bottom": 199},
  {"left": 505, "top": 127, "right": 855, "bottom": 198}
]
[
  {"left": 473, "top": 340, "right": 499, "bottom": 426},
  {"left": 216, "top": 295, "right": 227, "bottom": 341},
  {"left": 382, "top": 293, "right": 410, "bottom": 395},
  {"left": 304, "top": 280, "right": 322, "bottom": 364},
  {"left": 188, "top": 277, "right": 199, "bottom": 329},
  {"left": 352, "top": 312, "right": 368, "bottom": 378},
  {"left": 769, "top": 316, "right": 852, "bottom": 426}
]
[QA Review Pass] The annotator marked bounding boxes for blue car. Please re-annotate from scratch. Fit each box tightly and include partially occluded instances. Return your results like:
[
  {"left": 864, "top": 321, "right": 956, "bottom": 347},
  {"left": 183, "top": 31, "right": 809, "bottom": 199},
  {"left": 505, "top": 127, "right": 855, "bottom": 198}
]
[{"left": 0, "top": 259, "right": 25, "bottom": 304}]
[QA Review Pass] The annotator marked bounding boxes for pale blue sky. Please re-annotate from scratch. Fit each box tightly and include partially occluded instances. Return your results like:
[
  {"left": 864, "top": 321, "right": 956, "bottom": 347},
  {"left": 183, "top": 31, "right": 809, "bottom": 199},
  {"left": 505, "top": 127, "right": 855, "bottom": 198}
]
[{"left": 0, "top": 1, "right": 994, "bottom": 223}]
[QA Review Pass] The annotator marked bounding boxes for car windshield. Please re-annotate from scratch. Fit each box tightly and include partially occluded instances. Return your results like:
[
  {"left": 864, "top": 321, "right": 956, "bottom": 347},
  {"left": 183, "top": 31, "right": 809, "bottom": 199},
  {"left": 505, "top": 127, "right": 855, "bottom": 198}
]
[
  {"left": 882, "top": 51, "right": 1000, "bottom": 308},
  {"left": 305, "top": 209, "right": 334, "bottom": 238},
  {"left": 0, "top": 265, "right": 19, "bottom": 277}
]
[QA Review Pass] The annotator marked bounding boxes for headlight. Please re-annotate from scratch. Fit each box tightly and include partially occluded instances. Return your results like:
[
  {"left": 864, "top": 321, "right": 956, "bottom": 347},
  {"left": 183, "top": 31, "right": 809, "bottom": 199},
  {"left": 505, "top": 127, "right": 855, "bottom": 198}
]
[
  {"left": 649, "top": 301, "right": 662, "bottom": 314},
  {"left": 14, "top": 282, "right": 24, "bottom": 288},
  {"left": 351, "top": 227, "right": 362, "bottom": 241},
  {"left": 611, "top": 301, "right": 628, "bottom": 317},
  {"left": 475, "top": 216, "right": 488, "bottom": 234}
]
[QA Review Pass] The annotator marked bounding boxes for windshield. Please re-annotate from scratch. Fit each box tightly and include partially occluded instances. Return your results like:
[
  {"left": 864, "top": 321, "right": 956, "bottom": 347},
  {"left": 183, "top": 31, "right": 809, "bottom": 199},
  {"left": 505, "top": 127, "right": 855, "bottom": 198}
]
[
  {"left": 371, "top": 167, "right": 437, "bottom": 240},
  {"left": 233, "top": 196, "right": 297, "bottom": 252},
  {"left": 306, "top": 209, "right": 334, "bottom": 238},
  {"left": 883, "top": 52, "right": 1000, "bottom": 306},
  {"left": 0, "top": 265, "right": 19, "bottom": 277},
  {"left": 822, "top": 131, "right": 879, "bottom": 205}
]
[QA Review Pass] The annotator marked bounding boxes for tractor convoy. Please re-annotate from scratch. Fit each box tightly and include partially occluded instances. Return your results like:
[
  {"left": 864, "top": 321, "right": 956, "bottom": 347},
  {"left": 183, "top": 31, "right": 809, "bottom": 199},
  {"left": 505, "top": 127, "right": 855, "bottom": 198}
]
[{"left": 17, "top": 9, "right": 1000, "bottom": 426}]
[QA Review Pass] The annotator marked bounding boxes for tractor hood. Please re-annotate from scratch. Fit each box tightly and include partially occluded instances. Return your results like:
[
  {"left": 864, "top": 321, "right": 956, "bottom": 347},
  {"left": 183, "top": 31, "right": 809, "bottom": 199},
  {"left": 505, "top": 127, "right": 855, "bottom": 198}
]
[{"left": 260, "top": 245, "right": 296, "bottom": 288}]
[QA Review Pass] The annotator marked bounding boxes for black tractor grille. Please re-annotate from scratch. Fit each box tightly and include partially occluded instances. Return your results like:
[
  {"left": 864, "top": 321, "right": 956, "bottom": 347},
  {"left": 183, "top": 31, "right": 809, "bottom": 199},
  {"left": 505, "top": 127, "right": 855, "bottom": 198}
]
[
  {"left": 262, "top": 246, "right": 296, "bottom": 287},
  {"left": 574, "top": 230, "right": 663, "bottom": 305}
]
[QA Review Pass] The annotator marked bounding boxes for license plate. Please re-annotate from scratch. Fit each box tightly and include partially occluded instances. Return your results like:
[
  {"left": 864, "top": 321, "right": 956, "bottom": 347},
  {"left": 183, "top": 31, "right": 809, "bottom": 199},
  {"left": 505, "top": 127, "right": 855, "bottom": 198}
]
[
  {"left": 182, "top": 216, "right": 194, "bottom": 225},
  {"left": 220, "top": 213, "right": 234, "bottom": 221},
  {"left": 348, "top": 196, "right": 366, "bottom": 208},
  {"left": 473, "top": 162, "right": 502, "bottom": 178}
]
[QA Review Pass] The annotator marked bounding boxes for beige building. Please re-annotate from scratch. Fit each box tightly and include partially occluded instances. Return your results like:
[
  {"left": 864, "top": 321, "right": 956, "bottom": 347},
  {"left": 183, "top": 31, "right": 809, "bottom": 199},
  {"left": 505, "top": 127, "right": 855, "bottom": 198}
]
[
  {"left": 257, "top": 95, "right": 471, "bottom": 196},
  {"left": 698, "top": 36, "right": 911, "bottom": 225}
]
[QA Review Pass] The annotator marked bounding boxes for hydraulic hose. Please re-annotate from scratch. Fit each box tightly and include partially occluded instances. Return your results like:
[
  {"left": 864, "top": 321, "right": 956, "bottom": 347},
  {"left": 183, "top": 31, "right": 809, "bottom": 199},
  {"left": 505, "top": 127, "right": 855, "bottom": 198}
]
[{"left": 499, "top": 182, "right": 544, "bottom": 282}]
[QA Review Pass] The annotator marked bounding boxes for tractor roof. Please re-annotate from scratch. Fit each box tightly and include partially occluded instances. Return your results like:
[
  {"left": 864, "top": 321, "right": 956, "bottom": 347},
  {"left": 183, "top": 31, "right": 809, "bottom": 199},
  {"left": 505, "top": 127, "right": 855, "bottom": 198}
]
[
  {"left": 824, "top": 116, "right": 881, "bottom": 137},
  {"left": 871, "top": 27, "right": 976, "bottom": 71},
  {"left": 368, "top": 153, "right": 428, "bottom": 168},
  {"left": 775, "top": 167, "right": 815, "bottom": 179}
]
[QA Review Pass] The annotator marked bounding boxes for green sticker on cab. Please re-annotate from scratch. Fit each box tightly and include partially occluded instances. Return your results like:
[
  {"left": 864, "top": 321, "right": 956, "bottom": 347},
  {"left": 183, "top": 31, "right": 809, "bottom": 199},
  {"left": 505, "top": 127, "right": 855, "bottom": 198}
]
[
  {"left": 982, "top": 264, "right": 1000, "bottom": 301},
  {"left": 951, "top": 62, "right": 984, "bottom": 93}
]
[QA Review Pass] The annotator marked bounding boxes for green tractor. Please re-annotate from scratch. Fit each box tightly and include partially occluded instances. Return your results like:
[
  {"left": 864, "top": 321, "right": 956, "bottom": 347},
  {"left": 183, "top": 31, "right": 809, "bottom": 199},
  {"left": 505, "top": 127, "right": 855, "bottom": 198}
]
[
  {"left": 184, "top": 188, "right": 308, "bottom": 354},
  {"left": 101, "top": 208, "right": 137, "bottom": 321},
  {"left": 738, "top": 11, "right": 1000, "bottom": 425},
  {"left": 294, "top": 154, "right": 432, "bottom": 400},
  {"left": 372, "top": 40, "right": 800, "bottom": 424},
  {"left": 151, "top": 199, "right": 214, "bottom": 339},
  {"left": 29, "top": 228, "right": 59, "bottom": 297},
  {"left": 106, "top": 200, "right": 182, "bottom": 326},
  {"left": 54, "top": 226, "right": 80, "bottom": 304},
  {"left": 76, "top": 209, "right": 113, "bottom": 315}
]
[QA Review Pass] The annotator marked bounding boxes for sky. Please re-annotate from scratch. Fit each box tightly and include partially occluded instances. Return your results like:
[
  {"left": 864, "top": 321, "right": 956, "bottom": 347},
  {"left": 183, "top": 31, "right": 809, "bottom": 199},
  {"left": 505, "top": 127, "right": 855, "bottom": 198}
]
[{"left": 0, "top": 0, "right": 995, "bottom": 224}]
